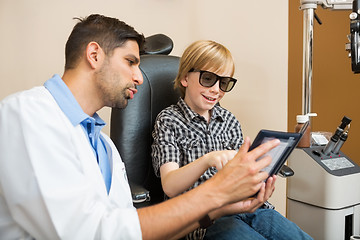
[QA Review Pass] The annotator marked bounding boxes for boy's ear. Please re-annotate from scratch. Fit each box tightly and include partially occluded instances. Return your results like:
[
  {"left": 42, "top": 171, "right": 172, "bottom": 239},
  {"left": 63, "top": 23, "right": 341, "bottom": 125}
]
[{"left": 180, "top": 74, "right": 189, "bottom": 87}]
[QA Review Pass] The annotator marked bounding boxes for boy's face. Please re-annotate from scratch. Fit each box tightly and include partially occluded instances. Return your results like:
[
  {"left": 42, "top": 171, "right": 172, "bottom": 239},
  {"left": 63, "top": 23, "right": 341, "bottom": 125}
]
[{"left": 181, "top": 67, "right": 232, "bottom": 118}]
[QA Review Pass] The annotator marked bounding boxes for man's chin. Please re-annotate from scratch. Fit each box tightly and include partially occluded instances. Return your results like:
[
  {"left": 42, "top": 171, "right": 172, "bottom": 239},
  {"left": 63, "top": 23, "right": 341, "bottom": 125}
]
[{"left": 113, "top": 99, "right": 128, "bottom": 109}]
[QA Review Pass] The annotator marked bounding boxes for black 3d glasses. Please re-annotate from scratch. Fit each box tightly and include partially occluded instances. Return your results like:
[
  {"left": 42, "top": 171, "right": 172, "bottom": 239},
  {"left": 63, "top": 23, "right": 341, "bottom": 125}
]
[{"left": 189, "top": 69, "right": 237, "bottom": 92}]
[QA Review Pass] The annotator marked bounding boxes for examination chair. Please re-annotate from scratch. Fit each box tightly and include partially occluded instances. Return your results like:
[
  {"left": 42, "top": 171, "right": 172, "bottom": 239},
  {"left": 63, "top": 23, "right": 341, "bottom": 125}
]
[
  {"left": 110, "top": 34, "right": 180, "bottom": 207},
  {"left": 110, "top": 34, "right": 294, "bottom": 208}
]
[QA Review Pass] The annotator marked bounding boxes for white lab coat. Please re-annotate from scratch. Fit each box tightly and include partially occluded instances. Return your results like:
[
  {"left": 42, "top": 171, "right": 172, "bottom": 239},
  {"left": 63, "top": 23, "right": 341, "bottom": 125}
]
[{"left": 0, "top": 86, "right": 142, "bottom": 239}]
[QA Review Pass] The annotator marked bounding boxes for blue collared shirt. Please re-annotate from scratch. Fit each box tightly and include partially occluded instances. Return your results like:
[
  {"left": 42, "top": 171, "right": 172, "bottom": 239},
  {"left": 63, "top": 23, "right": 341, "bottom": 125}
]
[{"left": 44, "top": 74, "right": 112, "bottom": 194}]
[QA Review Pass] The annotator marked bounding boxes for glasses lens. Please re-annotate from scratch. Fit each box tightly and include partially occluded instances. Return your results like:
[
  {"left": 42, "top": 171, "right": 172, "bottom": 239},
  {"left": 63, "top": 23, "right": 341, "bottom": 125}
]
[
  {"left": 219, "top": 78, "right": 231, "bottom": 92},
  {"left": 199, "top": 72, "right": 217, "bottom": 87},
  {"left": 220, "top": 78, "right": 236, "bottom": 92}
]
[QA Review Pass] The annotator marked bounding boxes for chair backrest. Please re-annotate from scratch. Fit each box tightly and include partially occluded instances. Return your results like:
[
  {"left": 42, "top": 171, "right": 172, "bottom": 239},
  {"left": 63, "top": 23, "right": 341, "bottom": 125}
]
[{"left": 110, "top": 54, "right": 180, "bottom": 206}]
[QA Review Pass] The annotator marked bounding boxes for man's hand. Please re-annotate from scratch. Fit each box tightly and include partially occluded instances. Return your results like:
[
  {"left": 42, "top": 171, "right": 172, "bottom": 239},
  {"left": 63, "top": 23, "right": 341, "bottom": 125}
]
[
  {"left": 263, "top": 175, "right": 276, "bottom": 201},
  {"left": 206, "top": 136, "right": 280, "bottom": 206},
  {"left": 210, "top": 175, "right": 277, "bottom": 219}
]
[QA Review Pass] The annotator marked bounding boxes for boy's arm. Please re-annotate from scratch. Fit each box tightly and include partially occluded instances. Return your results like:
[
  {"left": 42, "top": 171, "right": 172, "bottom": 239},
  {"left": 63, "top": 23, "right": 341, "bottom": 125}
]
[
  {"left": 160, "top": 150, "right": 237, "bottom": 197},
  {"left": 139, "top": 137, "right": 279, "bottom": 240}
]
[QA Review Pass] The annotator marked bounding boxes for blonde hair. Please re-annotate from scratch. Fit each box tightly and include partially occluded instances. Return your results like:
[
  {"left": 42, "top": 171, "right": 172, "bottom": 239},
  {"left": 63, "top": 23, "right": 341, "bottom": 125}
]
[{"left": 174, "top": 40, "right": 235, "bottom": 98}]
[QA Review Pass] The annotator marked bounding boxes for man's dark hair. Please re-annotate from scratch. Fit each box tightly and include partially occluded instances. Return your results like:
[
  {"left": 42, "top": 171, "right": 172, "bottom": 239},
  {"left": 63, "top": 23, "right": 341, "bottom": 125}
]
[{"left": 64, "top": 14, "right": 145, "bottom": 70}]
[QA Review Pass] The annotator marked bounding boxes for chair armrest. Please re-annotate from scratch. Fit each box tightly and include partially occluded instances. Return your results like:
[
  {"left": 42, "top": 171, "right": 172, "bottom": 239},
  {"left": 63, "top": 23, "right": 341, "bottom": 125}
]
[
  {"left": 278, "top": 165, "right": 295, "bottom": 178},
  {"left": 129, "top": 182, "right": 150, "bottom": 203}
]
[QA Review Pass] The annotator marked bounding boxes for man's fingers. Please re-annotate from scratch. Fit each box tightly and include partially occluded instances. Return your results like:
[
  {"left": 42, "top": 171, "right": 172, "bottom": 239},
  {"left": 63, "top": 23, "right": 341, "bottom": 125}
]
[
  {"left": 248, "top": 138, "right": 280, "bottom": 160},
  {"left": 237, "top": 136, "right": 251, "bottom": 154},
  {"left": 214, "top": 137, "right": 279, "bottom": 203},
  {"left": 256, "top": 182, "right": 266, "bottom": 202},
  {"left": 256, "top": 170, "right": 270, "bottom": 183},
  {"left": 254, "top": 155, "right": 272, "bottom": 174},
  {"left": 265, "top": 176, "right": 276, "bottom": 199},
  {"left": 235, "top": 137, "right": 280, "bottom": 164}
]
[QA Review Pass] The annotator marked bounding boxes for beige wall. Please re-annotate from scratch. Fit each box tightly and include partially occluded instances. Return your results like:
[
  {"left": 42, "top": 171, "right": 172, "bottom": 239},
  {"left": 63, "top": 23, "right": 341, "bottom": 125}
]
[{"left": 0, "top": 0, "right": 289, "bottom": 215}]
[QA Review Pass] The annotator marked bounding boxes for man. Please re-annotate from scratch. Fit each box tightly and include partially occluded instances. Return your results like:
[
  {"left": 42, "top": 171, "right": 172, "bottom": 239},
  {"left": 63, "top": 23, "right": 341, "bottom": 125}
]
[{"left": 0, "top": 14, "right": 279, "bottom": 239}]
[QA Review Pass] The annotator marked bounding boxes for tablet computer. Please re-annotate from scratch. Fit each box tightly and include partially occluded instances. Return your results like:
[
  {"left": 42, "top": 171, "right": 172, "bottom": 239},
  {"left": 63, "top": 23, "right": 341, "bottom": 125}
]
[{"left": 248, "top": 129, "right": 303, "bottom": 177}]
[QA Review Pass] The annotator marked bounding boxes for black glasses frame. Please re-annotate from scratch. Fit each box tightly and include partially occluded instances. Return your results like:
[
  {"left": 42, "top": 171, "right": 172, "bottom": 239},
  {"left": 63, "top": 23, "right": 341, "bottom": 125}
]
[{"left": 189, "top": 69, "right": 237, "bottom": 92}]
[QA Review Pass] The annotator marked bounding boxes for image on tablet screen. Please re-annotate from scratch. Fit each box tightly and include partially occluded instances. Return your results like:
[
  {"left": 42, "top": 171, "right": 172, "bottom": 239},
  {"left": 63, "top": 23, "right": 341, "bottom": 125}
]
[{"left": 257, "top": 137, "right": 296, "bottom": 174}]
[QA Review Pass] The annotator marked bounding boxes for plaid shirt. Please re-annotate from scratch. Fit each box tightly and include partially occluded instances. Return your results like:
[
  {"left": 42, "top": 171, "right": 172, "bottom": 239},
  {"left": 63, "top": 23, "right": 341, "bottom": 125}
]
[
  {"left": 151, "top": 98, "right": 274, "bottom": 240},
  {"left": 152, "top": 97, "right": 243, "bottom": 191}
]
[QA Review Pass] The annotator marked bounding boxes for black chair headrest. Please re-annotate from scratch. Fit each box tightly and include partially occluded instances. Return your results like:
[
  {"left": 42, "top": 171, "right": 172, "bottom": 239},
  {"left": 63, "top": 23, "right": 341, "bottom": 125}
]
[{"left": 141, "top": 34, "right": 173, "bottom": 55}]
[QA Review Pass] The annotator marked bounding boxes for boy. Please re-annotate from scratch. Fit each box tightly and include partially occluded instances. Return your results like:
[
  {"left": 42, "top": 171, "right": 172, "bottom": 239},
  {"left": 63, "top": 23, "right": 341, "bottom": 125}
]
[{"left": 152, "top": 40, "right": 312, "bottom": 240}]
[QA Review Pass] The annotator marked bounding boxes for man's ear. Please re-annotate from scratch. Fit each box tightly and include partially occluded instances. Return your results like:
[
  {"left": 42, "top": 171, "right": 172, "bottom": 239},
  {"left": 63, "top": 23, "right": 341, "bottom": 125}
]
[
  {"left": 86, "top": 42, "right": 104, "bottom": 69},
  {"left": 180, "top": 74, "right": 189, "bottom": 87}
]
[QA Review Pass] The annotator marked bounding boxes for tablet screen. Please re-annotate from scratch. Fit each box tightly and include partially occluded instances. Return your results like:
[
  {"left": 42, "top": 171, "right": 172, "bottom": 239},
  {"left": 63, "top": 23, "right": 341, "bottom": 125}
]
[
  {"left": 256, "top": 137, "right": 297, "bottom": 174},
  {"left": 249, "top": 130, "right": 302, "bottom": 176}
]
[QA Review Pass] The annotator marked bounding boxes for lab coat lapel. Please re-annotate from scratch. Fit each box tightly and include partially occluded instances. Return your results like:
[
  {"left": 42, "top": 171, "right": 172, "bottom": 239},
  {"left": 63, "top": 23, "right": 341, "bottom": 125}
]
[
  {"left": 73, "top": 125, "right": 133, "bottom": 207},
  {"left": 100, "top": 133, "right": 134, "bottom": 208},
  {"left": 73, "top": 125, "right": 109, "bottom": 197}
]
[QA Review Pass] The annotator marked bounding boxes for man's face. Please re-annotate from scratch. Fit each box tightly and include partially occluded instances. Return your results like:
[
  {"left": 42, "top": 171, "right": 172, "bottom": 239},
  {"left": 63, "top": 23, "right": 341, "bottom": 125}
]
[{"left": 95, "top": 40, "right": 143, "bottom": 109}]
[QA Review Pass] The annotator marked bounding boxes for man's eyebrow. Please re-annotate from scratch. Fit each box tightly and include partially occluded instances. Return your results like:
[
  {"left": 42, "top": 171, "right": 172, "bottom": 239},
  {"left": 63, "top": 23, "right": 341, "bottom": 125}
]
[{"left": 127, "top": 54, "right": 140, "bottom": 64}]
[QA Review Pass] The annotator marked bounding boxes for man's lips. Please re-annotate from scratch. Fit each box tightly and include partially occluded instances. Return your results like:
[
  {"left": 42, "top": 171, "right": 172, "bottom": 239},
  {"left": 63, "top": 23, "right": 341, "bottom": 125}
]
[{"left": 128, "top": 88, "right": 137, "bottom": 99}]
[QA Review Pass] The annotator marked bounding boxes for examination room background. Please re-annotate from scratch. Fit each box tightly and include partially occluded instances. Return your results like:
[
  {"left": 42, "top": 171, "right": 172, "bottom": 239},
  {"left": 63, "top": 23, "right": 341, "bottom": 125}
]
[
  {"left": 1, "top": 0, "right": 307, "bottom": 217},
  {"left": 288, "top": 2, "right": 360, "bottom": 169}
]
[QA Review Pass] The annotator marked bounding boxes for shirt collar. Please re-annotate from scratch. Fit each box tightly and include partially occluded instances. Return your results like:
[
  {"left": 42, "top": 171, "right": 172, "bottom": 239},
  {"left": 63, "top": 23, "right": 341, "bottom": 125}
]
[
  {"left": 44, "top": 74, "right": 105, "bottom": 127},
  {"left": 211, "top": 104, "right": 224, "bottom": 121},
  {"left": 177, "top": 97, "right": 224, "bottom": 122}
]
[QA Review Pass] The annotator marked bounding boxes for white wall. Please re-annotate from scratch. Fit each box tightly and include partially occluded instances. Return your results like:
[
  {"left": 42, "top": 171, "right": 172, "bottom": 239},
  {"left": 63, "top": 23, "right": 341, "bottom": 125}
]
[{"left": 0, "top": 0, "right": 289, "bottom": 215}]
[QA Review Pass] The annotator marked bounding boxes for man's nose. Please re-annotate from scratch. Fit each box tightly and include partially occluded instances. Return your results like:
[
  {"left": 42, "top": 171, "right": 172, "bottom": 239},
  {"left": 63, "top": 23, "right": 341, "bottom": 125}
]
[{"left": 133, "top": 67, "right": 143, "bottom": 86}]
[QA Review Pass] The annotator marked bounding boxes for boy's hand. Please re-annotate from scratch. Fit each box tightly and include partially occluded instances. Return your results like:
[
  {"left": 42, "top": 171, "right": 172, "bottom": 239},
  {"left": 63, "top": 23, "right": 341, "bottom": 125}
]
[{"left": 204, "top": 150, "right": 237, "bottom": 170}]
